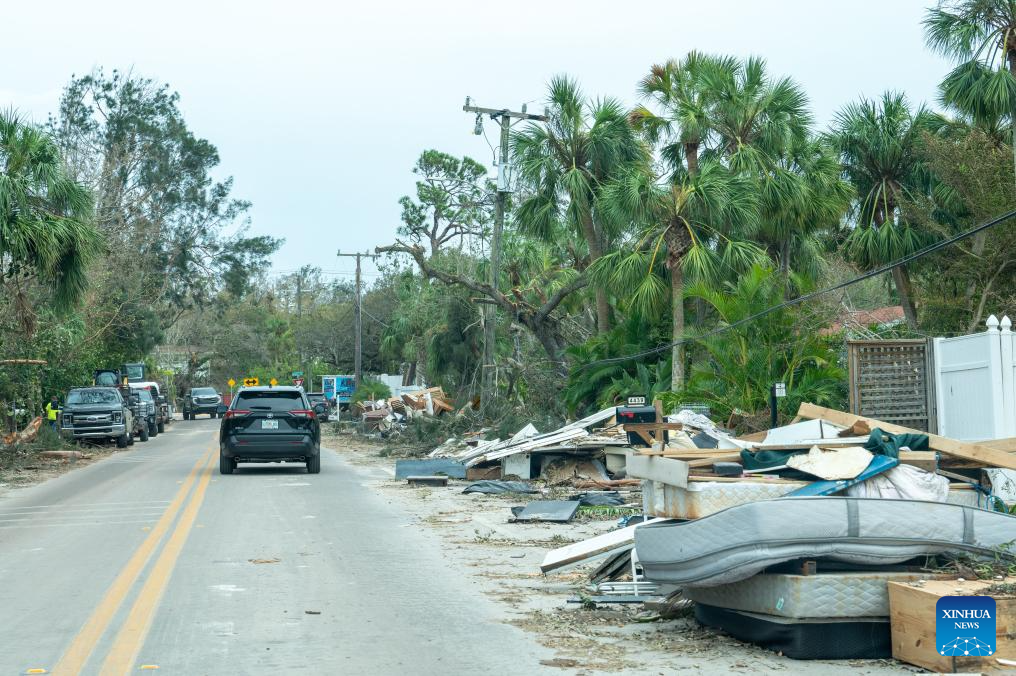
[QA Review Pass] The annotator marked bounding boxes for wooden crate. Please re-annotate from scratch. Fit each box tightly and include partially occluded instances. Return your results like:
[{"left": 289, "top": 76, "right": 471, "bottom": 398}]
[{"left": 889, "top": 578, "right": 1016, "bottom": 672}]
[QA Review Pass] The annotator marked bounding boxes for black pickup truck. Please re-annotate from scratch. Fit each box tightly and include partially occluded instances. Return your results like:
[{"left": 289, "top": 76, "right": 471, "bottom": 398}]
[{"left": 60, "top": 387, "right": 136, "bottom": 447}]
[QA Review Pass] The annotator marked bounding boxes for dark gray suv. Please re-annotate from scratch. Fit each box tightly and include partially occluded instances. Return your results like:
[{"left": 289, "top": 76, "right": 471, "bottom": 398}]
[
  {"left": 218, "top": 386, "right": 321, "bottom": 475},
  {"left": 183, "top": 387, "right": 222, "bottom": 419}
]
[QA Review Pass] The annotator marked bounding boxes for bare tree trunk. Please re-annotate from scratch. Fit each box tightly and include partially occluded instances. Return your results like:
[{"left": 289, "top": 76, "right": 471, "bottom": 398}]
[
  {"left": 671, "top": 263, "right": 685, "bottom": 390},
  {"left": 1009, "top": 55, "right": 1016, "bottom": 190},
  {"left": 580, "top": 212, "right": 611, "bottom": 335},
  {"left": 891, "top": 264, "right": 918, "bottom": 330},
  {"left": 664, "top": 222, "right": 694, "bottom": 391},
  {"left": 685, "top": 143, "right": 699, "bottom": 176}
]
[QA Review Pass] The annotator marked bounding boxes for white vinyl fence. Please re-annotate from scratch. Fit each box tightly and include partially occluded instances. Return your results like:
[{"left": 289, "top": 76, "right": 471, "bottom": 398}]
[{"left": 933, "top": 315, "right": 1016, "bottom": 441}]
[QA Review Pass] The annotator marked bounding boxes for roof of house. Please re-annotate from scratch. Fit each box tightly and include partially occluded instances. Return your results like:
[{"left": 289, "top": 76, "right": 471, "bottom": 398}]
[{"left": 822, "top": 305, "right": 905, "bottom": 335}]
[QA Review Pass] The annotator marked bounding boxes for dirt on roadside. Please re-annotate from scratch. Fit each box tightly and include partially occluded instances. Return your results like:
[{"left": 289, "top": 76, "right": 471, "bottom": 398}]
[{"left": 0, "top": 443, "right": 116, "bottom": 494}]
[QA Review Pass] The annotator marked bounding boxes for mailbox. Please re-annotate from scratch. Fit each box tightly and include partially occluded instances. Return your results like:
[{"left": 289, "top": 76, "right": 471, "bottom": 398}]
[{"left": 616, "top": 405, "right": 666, "bottom": 447}]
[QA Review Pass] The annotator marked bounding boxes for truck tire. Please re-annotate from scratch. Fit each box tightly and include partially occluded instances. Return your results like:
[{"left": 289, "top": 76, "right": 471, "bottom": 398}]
[
  {"left": 149, "top": 422, "right": 158, "bottom": 437},
  {"left": 116, "top": 433, "right": 129, "bottom": 449},
  {"left": 127, "top": 431, "right": 135, "bottom": 446},
  {"left": 139, "top": 425, "right": 149, "bottom": 442},
  {"left": 307, "top": 453, "right": 321, "bottom": 474},
  {"left": 219, "top": 454, "right": 235, "bottom": 475},
  {"left": 157, "top": 421, "right": 165, "bottom": 433}
]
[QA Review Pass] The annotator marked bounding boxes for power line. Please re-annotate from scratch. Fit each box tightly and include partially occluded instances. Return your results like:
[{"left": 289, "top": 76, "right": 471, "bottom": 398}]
[{"left": 582, "top": 207, "right": 1016, "bottom": 370}]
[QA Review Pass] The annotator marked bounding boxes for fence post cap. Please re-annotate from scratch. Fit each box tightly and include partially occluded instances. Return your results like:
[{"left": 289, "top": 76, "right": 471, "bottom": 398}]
[
  {"left": 1002, "top": 315, "right": 1013, "bottom": 332},
  {"left": 987, "top": 314, "right": 1000, "bottom": 331}
]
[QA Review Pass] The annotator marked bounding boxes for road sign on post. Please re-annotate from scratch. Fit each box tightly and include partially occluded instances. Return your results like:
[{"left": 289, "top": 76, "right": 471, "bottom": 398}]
[
  {"left": 227, "top": 378, "right": 236, "bottom": 388},
  {"left": 243, "top": 377, "right": 259, "bottom": 387},
  {"left": 293, "top": 377, "right": 304, "bottom": 388},
  {"left": 269, "top": 378, "right": 278, "bottom": 386}
]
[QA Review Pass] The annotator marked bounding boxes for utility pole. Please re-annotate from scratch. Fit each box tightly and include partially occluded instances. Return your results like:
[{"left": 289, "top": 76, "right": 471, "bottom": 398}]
[
  {"left": 462, "top": 98, "right": 547, "bottom": 409},
  {"left": 296, "top": 272, "right": 303, "bottom": 384},
  {"left": 337, "top": 251, "right": 378, "bottom": 388}
]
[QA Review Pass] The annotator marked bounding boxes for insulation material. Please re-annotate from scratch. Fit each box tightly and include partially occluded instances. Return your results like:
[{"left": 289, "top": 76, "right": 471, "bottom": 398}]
[
  {"left": 786, "top": 446, "right": 873, "bottom": 480},
  {"left": 845, "top": 464, "right": 951, "bottom": 502}
]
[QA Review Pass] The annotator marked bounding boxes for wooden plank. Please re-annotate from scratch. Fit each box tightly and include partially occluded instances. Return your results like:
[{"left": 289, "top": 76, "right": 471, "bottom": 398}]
[
  {"left": 982, "top": 437, "right": 1016, "bottom": 452},
  {"left": 889, "top": 578, "right": 1016, "bottom": 672},
  {"left": 898, "top": 450, "right": 938, "bottom": 473},
  {"left": 626, "top": 454, "right": 689, "bottom": 487},
  {"left": 539, "top": 518, "right": 672, "bottom": 573},
  {"left": 798, "top": 403, "right": 1016, "bottom": 470},
  {"left": 624, "top": 423, "right": 685, "bottom": 432},
  {"left": 685, "top": 452, "right": 741, "bottom": 468}
]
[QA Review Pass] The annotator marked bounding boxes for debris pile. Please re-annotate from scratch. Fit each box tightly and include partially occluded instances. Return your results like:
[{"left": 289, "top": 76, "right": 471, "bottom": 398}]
[
  {"left": 534, "top": 401, "right": 1016, "bottom": 666},
  {"left": 354, "top": 387, "right": 456, "bottom": 433},
  {"left": 427, "top": 408, "right": 630, "bottom": 484}
]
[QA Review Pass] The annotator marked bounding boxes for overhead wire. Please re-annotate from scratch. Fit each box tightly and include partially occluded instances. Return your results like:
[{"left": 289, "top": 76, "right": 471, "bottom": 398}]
[{"left": 581, "top": 207, "right": 1016, "bottom": 370}]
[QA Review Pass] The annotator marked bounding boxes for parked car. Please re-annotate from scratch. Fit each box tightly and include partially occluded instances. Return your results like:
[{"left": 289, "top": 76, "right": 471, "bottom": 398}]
[
  {"left": 60, "top": 387, "right": 135, "bottom": 448},
  {"left": 218, "top": 386, "right": 321, "bottom": 475},
  {"left": 183, "top": 387, "right": 222, "bottom": 419},
  {"left": 134, "top": 381, "right": 169, "bottom": 432},
  {"left": 131, "top": 386, "right": 158, "bottom": 438},
  {"left": 306, "top": 392, "right": 331, "bottom": 422}
]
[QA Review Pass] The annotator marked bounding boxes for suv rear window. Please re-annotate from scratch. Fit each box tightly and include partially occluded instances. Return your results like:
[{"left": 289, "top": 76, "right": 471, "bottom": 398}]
[{"left": 234, "top": 391, "right": 306, "bottom": 411}]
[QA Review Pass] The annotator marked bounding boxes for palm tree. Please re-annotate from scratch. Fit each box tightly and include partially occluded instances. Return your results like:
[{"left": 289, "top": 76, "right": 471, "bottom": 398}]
[
  {"left": 924, "top": 0, "right": 1016, "bottom": 178},
  {"left": 512, "top": 76, "right": 647, "bottom": 335},
  {"left": 630, "top": 52, "right": 723, "bottom": 177},
  {"left": 702, "top": 56, "right": 811, "bottom": 168},
  {"left": 758, "top": 138, "right": 853, "bottom": 286},
  {"left": 1, "top": 111, "right": 99, "bottom": 313},
  {"left": 830, "top": 92, "right": 937, "bottom": 329},
  {"left": 596, "top": 159, "right": 761, "bottom": 389},
  {"left": 699, "top": 56, "right": 848, "bottom": 285}
]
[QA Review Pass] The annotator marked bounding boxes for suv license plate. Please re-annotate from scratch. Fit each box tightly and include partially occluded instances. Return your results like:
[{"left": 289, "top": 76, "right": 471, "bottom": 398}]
[{"left": 261, "top": 420, "right": 279, "bottom": 430}]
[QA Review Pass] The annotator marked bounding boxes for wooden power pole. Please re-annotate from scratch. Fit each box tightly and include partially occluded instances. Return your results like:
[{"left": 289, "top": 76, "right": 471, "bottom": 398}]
[
  {"left": 462, "top": 99, "right": 547, "bottom": 408},
  {"left": 337, "top": 251, "right": 378, "bottom": 388}
]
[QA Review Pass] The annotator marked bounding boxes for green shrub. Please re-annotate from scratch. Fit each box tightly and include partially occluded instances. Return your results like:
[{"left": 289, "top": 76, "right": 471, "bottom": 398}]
[{"left": 351, "top": 378, "right": 392, "bottom": 404}]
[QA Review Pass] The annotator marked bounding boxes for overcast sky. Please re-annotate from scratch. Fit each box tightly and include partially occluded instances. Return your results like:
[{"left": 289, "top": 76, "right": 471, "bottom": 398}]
[{"left": 4, "top": 0, "right": 949, "bottom": 284}]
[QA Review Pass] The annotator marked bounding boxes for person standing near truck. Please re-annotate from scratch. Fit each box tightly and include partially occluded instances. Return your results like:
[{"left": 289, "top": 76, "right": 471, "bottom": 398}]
[{"left": 45, "top": 396, "right": 59, "bottom": 430}]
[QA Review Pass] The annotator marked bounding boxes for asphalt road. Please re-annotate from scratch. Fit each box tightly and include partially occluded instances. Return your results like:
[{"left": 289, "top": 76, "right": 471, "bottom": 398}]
[{"left": 0, "top": 419, "right": 553, "bottom": 675}]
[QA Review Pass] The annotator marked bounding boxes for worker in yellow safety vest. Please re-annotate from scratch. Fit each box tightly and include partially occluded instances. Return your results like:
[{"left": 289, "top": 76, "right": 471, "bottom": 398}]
[{"left": 45, "top": 396, "right": 59, "bottom": 430}]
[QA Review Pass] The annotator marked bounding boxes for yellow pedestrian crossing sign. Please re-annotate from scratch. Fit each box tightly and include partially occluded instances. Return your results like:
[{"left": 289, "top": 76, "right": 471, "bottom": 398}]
[
  {"left": 242, "top": 377, "right": 259, "bottom": 387},
  {"left": 227, "top": 378, "right": 236, "bottom": 388},
  {"left": 269, "top": 378, "right": 278, "bottom": 386}
]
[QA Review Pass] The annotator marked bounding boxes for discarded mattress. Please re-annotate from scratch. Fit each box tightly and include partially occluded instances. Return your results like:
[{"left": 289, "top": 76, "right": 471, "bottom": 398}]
[
  {"left": 694, "top": 604, "right": 891, "bottom": 660},
  {"left": 684, "top": 570, "right": 934, "bottom": 619},
  {"left": 641, "top": 479, "right": 983, "bottom": 520},
  {"left": 634, "top": 497, "right": 1016, "bottom": 587}
]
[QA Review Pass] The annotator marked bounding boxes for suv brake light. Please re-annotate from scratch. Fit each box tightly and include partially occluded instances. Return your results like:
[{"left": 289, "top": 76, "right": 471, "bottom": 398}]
[
  {"left": 289, "top": 409, "right": 316, "bottom": 419},
  {"left": 225, "top": 409, "right": 250, "bottom": 419}
]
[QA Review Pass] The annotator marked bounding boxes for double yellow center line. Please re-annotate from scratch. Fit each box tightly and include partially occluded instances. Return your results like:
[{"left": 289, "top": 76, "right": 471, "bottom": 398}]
[{"left": 53, "top": 444, "right": 217, "bottom": 675}]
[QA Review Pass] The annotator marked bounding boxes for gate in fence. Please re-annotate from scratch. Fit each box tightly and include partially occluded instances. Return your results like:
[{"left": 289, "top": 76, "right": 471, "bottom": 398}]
[{"left": 847, "top": 339, "right": 935, "bottom": 432}]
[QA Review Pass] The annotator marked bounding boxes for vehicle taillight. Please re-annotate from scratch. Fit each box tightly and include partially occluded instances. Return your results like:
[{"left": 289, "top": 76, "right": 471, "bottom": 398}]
[
  {"left": 289, "top": 409, "right": 316, "bottom": 419},
  {"left": 224, "top": 409, "right": 250, "bottom": 419}
]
